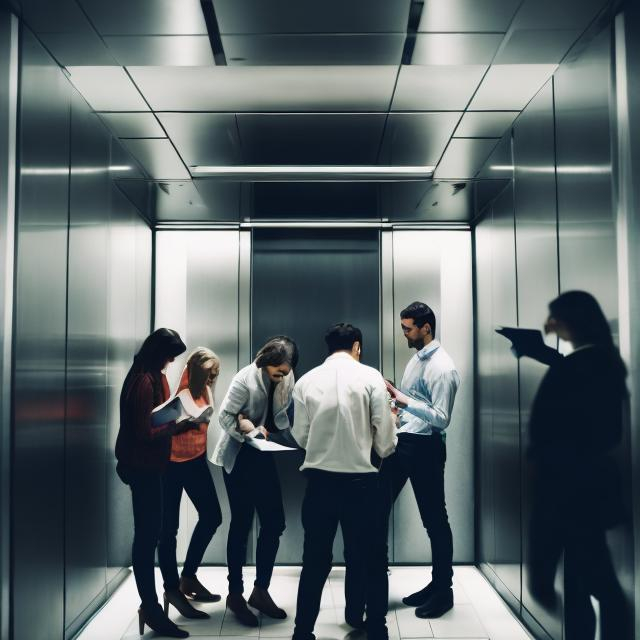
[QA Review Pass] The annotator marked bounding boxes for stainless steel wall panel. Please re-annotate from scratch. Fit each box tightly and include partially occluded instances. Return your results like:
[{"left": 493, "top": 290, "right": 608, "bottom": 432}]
[
  {"left": 12, "top": 28, "right": 71, "bottom": 640},
  {"left": 155, "top": 231, "right": 243, "bottom": 564},
  {"left": 64, "top": 91, "right": 110, "bottom": 632},
  {"left": 391, "top": 231, "right": 474, "bottom": 562},
  {"left": 0, "top": 11, "right": 17, "bottom": 639},
  {"left": 488, "top": 184, "right": 521, "bottom": 601},
  {"left": 251, "top": 229, "right": 380, "bottom": 563},
  {"left": 512, "top": 80, "right": 562, "bottom": 639}
]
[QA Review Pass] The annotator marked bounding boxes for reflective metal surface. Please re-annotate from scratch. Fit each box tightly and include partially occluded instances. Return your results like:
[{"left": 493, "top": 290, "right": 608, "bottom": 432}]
[
  {"left": 435, "top": 139, "right": 499, "bottom": 180},
  {"left": 155, "top": 231, "right": 244, "bottom": 563},
  {"left": 128, "top": 66, "right": 398, "bottom": 112},
  {"left": 13, "top": 27, "right": 70, "bottom": 639},
  {"left": 412, "top": 34, "right": 503, "bottom": 66},
  {"left": 0, "top": 11, "right": 17, "bottom": 639},
  {"left": 120, "top": 138, "right": 190, "bottom": 181},
  {"left": 390, "top": 231, "right": 474, "bottom": 562},
  {"left": 98, "top": 112, "right": 165, "bottom": 139},
  {"left": 252, "top": 229, "right": 380, "bottom": 563},
  {"left": 455, "top": 111, "right": 519, "bottom": 139},
  {"left": 418, "top": 0, "right": 520, "bottom": 33},
  {"left": 512, "top": 79, "right": 562, "bottom": 639}
]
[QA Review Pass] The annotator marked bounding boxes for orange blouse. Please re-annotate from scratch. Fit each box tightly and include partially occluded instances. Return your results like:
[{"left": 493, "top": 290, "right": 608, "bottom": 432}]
[{"left": 170, "top": 367, "right": 210, "bottom": 463}]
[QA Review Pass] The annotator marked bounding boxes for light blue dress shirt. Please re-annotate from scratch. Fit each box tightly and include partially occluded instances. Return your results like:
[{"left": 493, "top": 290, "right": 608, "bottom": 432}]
[{"left": 398, "top": 339, "right": 460, "bottom": 437}]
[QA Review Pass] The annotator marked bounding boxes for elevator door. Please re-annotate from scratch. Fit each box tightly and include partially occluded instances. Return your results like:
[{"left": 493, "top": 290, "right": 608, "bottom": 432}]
[{"left": 252, "top": 228, "right": 380, "bottom": 563}]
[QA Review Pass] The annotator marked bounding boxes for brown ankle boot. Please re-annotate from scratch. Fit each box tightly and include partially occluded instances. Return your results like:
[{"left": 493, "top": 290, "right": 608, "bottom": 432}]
[
  {"left": 226, "top": 593, "right": 259, "bottom": 627},
  {"left": 248, "top": 586, "right": 287, "bottom": 619}
]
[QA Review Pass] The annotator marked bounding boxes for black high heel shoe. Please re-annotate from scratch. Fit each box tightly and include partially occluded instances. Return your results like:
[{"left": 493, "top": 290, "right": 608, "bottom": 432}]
[
  {"left": 137, "top": 604, "right": 189, "bottom": 637},
  {"left": 164, "top": 589, "right": 210, "bottom": 619}
]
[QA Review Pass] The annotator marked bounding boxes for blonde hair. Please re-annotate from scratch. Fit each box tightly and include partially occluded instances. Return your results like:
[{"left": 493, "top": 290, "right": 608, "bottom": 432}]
[{"left": 186, "top": 347, "right": 220, "bottom": 399}]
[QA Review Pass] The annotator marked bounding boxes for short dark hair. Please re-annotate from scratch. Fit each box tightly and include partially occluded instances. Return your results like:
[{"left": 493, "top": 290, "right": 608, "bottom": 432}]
[
  {"left": 255, "top": 335, "right": 299, "bottom": 369},
  {"left": 400, "top": 301, "right": 436, "bottom": 338},
  {"left": 325, "top": 323, "right": 363, "bottom": 355}
]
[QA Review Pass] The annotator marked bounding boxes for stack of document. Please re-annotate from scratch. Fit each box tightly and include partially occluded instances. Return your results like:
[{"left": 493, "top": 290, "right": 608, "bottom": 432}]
[{"left": 151, "top": 389, "right": 214, "bottom": 428}]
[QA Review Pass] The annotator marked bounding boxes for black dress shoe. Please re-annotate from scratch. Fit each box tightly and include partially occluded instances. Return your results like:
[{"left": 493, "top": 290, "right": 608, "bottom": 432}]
[
  {"left": 414, "top": 589, "right": 453, "bottom": 619},
  {"left": 248, "top": 586, "right": 287, "bottom": 619},
  {"left": 226, "top": 593, "right": 260, "bottom": 627},
  {"left": 402, "top": 582, "right": 434, "bottom": 607},
  {"left": 138, "top": 603, "right": 190, "bottom": 637},
  {"left": 164, "top": 589, "right": 210, "bottom": 619},
  {"left": 180, "top": 575, "right": 222, "bottom": 603}
]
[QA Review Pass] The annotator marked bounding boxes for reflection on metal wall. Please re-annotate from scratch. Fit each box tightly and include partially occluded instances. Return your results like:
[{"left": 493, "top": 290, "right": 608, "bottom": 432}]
[
  {"left": 475, "top": 15, "right": 636, "bottom": 640},
  {"left": 0, "top": 9, "right": 17, "bottom": 639},
  {"left": 155, "top": 230, "right": 247, "bottom": 563},
  {"left": 389, "top": 231, "right": 474, "bottom": 562},
  {"left": 12, "top": 28, "right": 153, "bottom": 640},
  {"left": 13, "top": 28, "right": 71, "bottom": 640},
  {"left": 513, "top": 80, "right": 563, "bottom": 638}
]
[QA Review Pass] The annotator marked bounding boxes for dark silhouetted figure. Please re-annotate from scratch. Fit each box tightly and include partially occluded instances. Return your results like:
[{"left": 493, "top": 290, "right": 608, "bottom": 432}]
[{"left": 510, "top": 291, "right": 631, "bottom": 640}]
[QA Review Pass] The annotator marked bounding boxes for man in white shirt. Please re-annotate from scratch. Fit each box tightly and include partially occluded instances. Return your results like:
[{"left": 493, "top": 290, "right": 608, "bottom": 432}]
[
  {"left": 291, "top": 323, "right": 397, "bottom": 640},
  {"left": 385, "top": 302, "right": 460, "bottom": 619}
]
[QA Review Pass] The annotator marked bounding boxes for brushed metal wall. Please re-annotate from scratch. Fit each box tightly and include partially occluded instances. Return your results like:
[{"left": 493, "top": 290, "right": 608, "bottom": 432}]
[
  {"left": 475, "top": 15, "right": 637, "bottom": 640},
  {"left": 12, "top": 27, "right": 153, "bottom": 640},
  {"left": 251, "top": 228, "right": 380, "bottom": 564},
  {"left": 385, "top": 230, "right": 474, "bottom": 563},
  {"left": 13, "top": 28, "right": 71, "bottom": 640},
  {"left": 155, "top": 230, "right": 248, "bottom": 565},
  {"left": 0, "top": 10, "right": 17, "bottom": 639}
]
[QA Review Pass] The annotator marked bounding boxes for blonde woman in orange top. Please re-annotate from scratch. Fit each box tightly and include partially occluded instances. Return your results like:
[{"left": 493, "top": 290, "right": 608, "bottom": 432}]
[{"left": 158, "top": 347, "right": 224, "bottom": 620}]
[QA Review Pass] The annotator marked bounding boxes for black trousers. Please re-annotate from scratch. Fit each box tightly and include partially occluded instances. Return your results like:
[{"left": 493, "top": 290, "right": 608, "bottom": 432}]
[
  {"left": 158, "top": 454, "right": 223, "bottom": 590},
  {"left": 294, "top": 470, "right": 389, "bottom": 637},
  {"left": 118, "top": 466, "right": 163, "bottom": 608},
  {"left": 381, "top": 433, "right": 453, "bottom": 589},
  {"left": 223, "top": 445, "right": 286, "bottom": 594}
]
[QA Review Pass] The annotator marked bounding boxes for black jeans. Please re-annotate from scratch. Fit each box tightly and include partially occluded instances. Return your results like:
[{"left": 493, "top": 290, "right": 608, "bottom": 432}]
[
  {"left": 294, "top": 470, "right": 389, "bottom": 637},
  {"left": 381, "top": 433, "right": 453, "bottom": 589},
  {"left": 158, "top": 454, "right": 223, "bottom": 590},
  {"left": 223, "top": 445, "right": 286, "bottom": 594},
  {"left": 118, "top": 465, "right": 163, "bottom": 608}
]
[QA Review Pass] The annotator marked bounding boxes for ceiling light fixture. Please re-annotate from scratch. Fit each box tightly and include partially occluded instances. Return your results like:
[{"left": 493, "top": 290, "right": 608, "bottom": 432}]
[{"left": 190, "top": 165, "right": 435, "bottom": 181}]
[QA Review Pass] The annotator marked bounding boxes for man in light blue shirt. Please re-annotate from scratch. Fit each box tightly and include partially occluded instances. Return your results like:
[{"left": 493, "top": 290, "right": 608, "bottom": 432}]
[{"left": 384, "top": 301, "right": 460, "bottom": 619}]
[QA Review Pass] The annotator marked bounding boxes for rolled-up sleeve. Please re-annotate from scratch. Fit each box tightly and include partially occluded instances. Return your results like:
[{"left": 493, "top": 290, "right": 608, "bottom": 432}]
[
  {"left": 218, "top": 379, "right": 250, "bottom": 443},
  {"left": 403, "top": 370, "right": 460, "bottom": 430},
  {"left": 370, "top": 379, "right": 397, "bottom": 458},
  {"left": 292, "top": 384, "right": 311, "bottom": 450}
]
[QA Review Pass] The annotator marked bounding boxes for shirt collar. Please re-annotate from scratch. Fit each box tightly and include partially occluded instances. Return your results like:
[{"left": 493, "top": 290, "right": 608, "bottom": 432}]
[
  {"left": 326, "top": 351, "right": 356, "bottom": 362},
  {"left": 416, "top": 339, "right": 441, "bottom": 361}
]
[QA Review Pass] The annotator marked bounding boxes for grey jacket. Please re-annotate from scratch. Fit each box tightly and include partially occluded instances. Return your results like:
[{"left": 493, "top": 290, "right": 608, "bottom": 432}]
[{"left": 210, "top": 362, "right": 296, "bottom": 473}]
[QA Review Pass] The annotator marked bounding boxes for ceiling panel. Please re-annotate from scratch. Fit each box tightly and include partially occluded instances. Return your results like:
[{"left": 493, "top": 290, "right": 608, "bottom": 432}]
[
  {"left": 120, "top": 139, "right": 190, "bottom": 180},
  {"left": 152, "top": 180, "right": 241, "bottom": 222},
  {"left": 19, "top": 0, "right": 92, "bottom": 32},
  {"left": 381, "top": 181, "right": 473, "bottom": 221},
  {"left": 469, "top": 64, "right": 557, "bottom": 110},
  {"left": 418, "top": 0, "right": 521, "bottom": 33},
  {"left": 494, "top": 29, "right": 581, "bottom": 64},
  {"left": 222, "top": 34, "right": 404, "bottom": 66},
  {"left": 476, "top": 132, "right": 513, "bottom": 179},
  {"left": 157, "top": 113, "right": 241, "bottom": 166},
  {"left": 129, "top": 66, "right": 398, "bottom": 112},
  {"left": 103, "top": 36, "right": 215, "bottom": 66},
  {"left": 213, "top": 0, "right": 411, "bottom": 34},
  {"left": 392, "top": 65, "right": 487, "bottom": 111},
  {"left": 455, "top": 111, "right": 519, "bottom": 138},
  {"left": 66, "top": 67, "right": 149, "bottom": 111},
  {"left": 236, "top": 113, "right": 386, "bottom": 165},
  {"left": 98, "top": 113, "right": 166, "bottom": 138},
  {"left": 412, "top": 34, "right": 503, "bottom": 65},
  {"left": 434, "top": 138, "right": 499, "bottom": 179},
  {"left": 511, "top": 0, "right": 607, "bottom": 31},
  {"left": 79, "top": 0, "right": 208, "bottom": 35},
  {"left": 379, "top": 113, "right": 462, "bottom": 165},
  {"left": 38, "top": 32, "right": 118, "bottom": 65}
]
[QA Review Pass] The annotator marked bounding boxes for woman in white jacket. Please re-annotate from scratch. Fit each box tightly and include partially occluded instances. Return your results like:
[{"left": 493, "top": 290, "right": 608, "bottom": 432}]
[{"left": 212, "top": 336, "right": 298, "bottom": 626}]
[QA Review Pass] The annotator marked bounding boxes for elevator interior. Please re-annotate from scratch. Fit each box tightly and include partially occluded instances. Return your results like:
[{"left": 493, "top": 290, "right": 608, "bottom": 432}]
[{"left": 1, "top": 1, "right": 640, "bottom": 640}]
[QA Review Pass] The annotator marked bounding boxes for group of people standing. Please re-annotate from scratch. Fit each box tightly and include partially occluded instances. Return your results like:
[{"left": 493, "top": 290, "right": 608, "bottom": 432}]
[{"left": 115, "top": 292, "right": 630, "bottom": 640}]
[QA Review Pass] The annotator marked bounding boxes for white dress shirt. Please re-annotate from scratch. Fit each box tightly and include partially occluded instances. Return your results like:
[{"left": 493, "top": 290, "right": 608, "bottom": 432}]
[
  {"left": 398, "top": 339, "right": 460, "bottom": 437},
  {"left": 293, "top": 352, "right": 397, "bottom": 473}
]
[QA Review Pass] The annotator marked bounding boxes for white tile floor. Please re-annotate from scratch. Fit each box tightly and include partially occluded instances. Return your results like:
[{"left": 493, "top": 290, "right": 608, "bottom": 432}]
[{"left": 76, "top": 566, "right": 533, "bottom": 640}]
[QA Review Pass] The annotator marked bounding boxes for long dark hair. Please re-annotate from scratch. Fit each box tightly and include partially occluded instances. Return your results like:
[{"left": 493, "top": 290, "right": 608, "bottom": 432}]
[{"left": 549, "top": 291, "right": 626, "bottom": 375}]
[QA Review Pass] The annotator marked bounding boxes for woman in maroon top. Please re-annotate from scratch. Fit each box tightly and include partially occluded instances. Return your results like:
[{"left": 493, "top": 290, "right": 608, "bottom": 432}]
[{"left": 115, "top": 328, "right": 192, "bottom": 638}]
